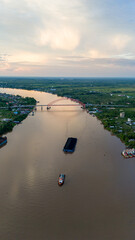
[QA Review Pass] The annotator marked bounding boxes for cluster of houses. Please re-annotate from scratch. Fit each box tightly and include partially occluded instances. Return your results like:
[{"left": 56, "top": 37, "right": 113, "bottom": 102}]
[
  {"left": 110, "top": 93, "right": 133, "bottom": 99},
  {"left": 0, "top": 93, "right": 21, "bottom": 103},
  {"left": 120, "top": 112, "right": 135, "bottom": 126},
  {"left": 0, "top": 93, "right": 32, "bottom": 124},
  {"left": 88, "top": 107, "right": 102, "bottom": 114},
  {"left": 12, "top": 108, "right": 31, "bottom": 115},
  {"left": 1, "top": 108, "right": 31, "bottom": 124}
]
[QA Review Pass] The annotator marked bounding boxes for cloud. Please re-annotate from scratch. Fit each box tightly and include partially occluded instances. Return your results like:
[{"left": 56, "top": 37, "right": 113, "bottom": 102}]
[
  {"left": 56, "top": 53, "right": 135, "bottom": 69},
  {"left": 111, "top": 34, "right": 132, "bottom": 50},
  {"left": 88, "top": 50, "right": 107, "bottom": 59},
  {"left": 8, "top": 52, "right": 48, "bottom": 65},
  {"left": 0, "top": 0, "right": 135, "bottom": 76},
  {"left": 0, "top": 54, "right": 8, "bottom": 62},
  {"left": 38, "top": 27, "right": 80, "bottom": 50},
  {"left": 0, "top": 51, "right": 49, "bottom": 73},
  {"left": 93, "top": 58, "right": 135, "bottom": 69}
]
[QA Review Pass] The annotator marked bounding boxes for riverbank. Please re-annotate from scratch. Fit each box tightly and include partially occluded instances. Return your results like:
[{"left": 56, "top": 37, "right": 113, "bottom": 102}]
[
  {"left": 0, "top": 77, "right": 135, "bottom": 148},
  {"left": 0, "top": 92, "right": 36, "bottom": 135},
  {"left": 87, "top": 107, "right": 135, "bottom": 148}
]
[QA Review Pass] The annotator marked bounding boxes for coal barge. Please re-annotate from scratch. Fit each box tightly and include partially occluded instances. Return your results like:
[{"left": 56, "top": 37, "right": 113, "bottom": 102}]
[
  {"left": 63, "top": 137, "right": 77, "bottom": 153},
  {"left": 0, "top": 136, "right": 7, "bottom": 147}
]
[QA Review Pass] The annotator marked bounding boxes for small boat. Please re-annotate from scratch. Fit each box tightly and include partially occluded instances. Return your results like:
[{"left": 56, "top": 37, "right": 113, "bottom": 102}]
[
  {"left": 121, "top": 148, "right": 135, "bottom": 158},
  {"left": 0, "top": 136, "right": 7, "bottom": 147},
  {"left": 58, "top": 174, "right": 65, "bottom": 186}
]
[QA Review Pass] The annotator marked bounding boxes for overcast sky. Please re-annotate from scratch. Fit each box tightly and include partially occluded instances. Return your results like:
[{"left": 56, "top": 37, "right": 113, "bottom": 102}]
[{"left": 0, "top": 0, "right": 135, "bottom": 77}]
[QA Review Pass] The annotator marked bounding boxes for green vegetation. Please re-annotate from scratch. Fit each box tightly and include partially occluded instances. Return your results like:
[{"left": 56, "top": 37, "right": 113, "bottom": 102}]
[
  {"left": 0, "top": 92, "right": 36, "bottom": 135},
  {"left": 95, "top": 108, "right": 135, "bottom": 148},
  {"left": 0, "top": 77, "right": 135, "bottom": 147}
]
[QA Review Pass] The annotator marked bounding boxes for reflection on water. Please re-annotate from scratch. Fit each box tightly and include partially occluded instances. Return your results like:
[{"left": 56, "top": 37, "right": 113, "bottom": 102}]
[{"left": 0, "top": 88, "right": 135, "bottom": 240}]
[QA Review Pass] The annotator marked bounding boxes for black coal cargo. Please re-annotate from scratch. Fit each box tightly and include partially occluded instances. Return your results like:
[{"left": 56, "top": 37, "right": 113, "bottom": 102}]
[{"left": 63, "top": 138, "right": 77, "bottom": 153}]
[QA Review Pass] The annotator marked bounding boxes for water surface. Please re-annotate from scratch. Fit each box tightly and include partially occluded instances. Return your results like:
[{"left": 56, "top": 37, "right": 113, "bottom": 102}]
[{"left": 0, "top": 88, "right": 135, "bottom": 240}]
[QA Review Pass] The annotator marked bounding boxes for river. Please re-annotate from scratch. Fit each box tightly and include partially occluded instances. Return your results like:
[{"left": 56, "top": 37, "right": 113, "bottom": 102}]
[{"left": 0, "top": 88, "right": 135, "bottom": 240}]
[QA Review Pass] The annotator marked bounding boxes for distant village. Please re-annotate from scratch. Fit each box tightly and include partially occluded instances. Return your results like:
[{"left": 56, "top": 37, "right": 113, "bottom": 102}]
[
  {"left": 87, "top": 95, "right": 135, "bottom": 148},
  {"left": 0, "top": 93, "right": 36, "bottom": 135}
]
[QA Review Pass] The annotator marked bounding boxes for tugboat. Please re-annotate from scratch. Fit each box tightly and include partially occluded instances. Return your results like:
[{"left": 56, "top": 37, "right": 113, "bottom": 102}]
[
  {"left": 0, "top": 136, "right": 7, "bottom": 147},
  {"left": 58, "top": 174, "right": 65, "bottom": 186}
]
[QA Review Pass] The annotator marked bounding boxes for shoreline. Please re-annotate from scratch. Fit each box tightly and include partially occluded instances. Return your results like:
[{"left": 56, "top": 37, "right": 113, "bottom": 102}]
[
  {"left": 0, "top": 90, "right": 36, "bottom": 136},
  {"left": 0, "top": 87, "right": 134, "bottom": 153}
]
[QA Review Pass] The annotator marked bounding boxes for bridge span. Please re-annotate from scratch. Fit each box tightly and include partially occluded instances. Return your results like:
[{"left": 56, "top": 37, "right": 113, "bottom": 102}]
[{"left": 0, "top": 98, "right": 85, "bottom": 110}]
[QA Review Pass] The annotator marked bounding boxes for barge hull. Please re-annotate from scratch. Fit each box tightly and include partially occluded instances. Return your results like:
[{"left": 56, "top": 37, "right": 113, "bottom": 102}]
[{"left": 63, "top": 137, "right": 77, "bottom": 153}]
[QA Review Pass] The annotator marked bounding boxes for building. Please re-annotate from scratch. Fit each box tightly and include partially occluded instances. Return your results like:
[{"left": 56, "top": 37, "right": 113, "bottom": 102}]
[
  {"left": 126, "top": 118, "right": 132, "bottom": 125},
  {"left": 127, "top": 118, "right": 131, "bottom": 122},
  {"left": 120, "top": 112, "right": 125, "bottom": 118}
]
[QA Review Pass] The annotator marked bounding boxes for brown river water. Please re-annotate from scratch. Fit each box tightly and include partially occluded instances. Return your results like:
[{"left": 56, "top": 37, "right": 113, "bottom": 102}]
[{"left": 0, "top": 88, "right": 135, "bottom": 240}]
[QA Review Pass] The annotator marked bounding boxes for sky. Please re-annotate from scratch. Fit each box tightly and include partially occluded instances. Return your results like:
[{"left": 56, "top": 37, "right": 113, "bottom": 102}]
[{"left": 0, "top": 0, "right": 135, "bottom": 77}]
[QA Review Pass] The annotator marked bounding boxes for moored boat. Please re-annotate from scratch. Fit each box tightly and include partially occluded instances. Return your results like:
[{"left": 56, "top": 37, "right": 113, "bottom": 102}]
[
  {"left": 58, "top": 174, "right": 65, "bottom": 186},
  {"left": 0, "top": 136, "right": 7, "bottom": 147},
  {"left": 121, "top": 148, "right": 135, "bottom": 158}
]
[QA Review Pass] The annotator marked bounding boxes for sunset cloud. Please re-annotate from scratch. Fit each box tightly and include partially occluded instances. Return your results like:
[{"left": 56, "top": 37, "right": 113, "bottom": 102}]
[
  {"left": 0, "top": 0, "right": 135, "bottom": 76},
  {"left": 8, "top": 52, "right": 47, "bottom": 65},
  {"left": 38, "top": 27, "right": 80, "bottom": 50},
  {"left": 111, "top": 34, "right": 132, "bottom": 50}
]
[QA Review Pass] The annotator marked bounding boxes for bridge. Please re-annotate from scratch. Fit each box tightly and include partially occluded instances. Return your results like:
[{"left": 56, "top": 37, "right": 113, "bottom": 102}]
[
  {"left": 46, "top": 98, "right": 85, "bottom": 109},
  {"left": 0, "top": 98, "right": 85, "bottom": 110}
]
